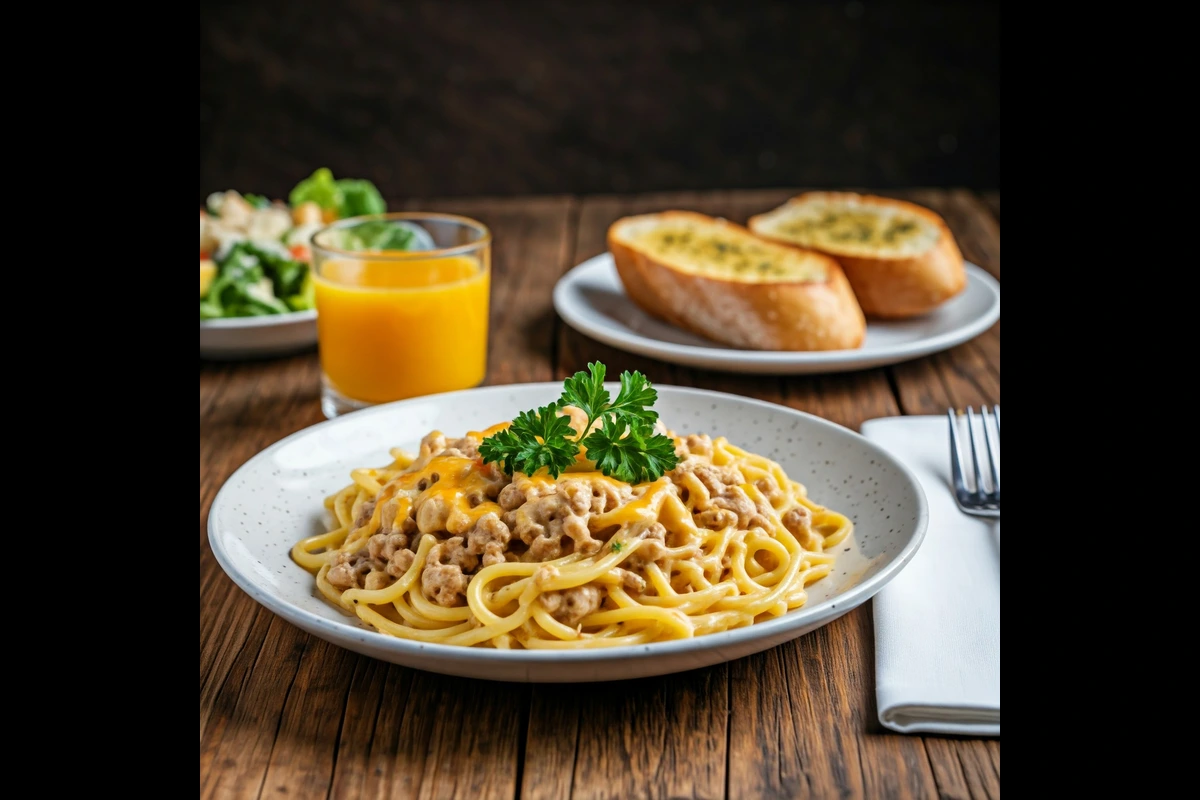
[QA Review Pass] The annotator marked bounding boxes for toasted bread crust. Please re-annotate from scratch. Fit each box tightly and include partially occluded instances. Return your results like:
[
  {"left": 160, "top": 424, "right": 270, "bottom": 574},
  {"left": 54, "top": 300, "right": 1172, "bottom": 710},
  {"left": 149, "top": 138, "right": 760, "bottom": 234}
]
[
  {"left": 608, "top": 212, "right": 865, "bottom": 351},
  {"left": 748, "top": 193, "right": 966, "bottom": 318}
]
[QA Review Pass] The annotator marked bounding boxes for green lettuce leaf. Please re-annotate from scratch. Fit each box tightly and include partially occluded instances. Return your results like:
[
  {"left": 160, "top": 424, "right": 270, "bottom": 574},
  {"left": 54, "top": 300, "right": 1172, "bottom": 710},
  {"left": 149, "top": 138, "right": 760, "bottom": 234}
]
[
  {"left": 288, "top": 168, "right": 388, "bottom": 219},
  {"left": 288, "top": 168, "right": 340, "bottom": 212},
  {"left": 335, "top": 179, "right": 386, "bottom": 217},
  {"left": 200, "top": 241, "right": 308, "bottom": 319}
]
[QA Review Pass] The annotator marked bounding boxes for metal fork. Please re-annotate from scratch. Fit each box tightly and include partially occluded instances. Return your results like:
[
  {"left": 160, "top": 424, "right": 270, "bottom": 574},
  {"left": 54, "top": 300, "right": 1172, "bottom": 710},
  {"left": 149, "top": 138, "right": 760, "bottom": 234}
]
[{"left": 947, "top": 406, "right": 1000, "bottom": 518}]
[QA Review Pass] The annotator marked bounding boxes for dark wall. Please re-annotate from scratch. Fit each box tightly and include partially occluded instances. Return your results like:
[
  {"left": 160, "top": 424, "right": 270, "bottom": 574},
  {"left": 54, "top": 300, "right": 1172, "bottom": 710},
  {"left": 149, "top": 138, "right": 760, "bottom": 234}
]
[{"left": 200, "top": 0, "right": 999, "bottom": 201}]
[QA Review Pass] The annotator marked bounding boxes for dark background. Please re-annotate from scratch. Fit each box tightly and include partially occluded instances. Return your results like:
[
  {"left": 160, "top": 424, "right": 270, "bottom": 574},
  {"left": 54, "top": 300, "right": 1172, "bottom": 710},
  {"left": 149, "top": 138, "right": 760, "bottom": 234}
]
[{"left": 200, "top": 0, "right": 999, "bottom": 202}]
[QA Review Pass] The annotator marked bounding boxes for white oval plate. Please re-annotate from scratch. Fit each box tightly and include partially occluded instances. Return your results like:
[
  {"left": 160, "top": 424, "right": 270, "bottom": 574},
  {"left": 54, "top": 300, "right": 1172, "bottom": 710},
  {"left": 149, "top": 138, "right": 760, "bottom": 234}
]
[
  {"left": 208, "top": 383, "right": 928, "bottom": 682},
  {"left": 553, "top": 253, "right": 1000, "bottom": 374},
  {"left": 200, "top": 309, "right": 317, "bottom": 360}
]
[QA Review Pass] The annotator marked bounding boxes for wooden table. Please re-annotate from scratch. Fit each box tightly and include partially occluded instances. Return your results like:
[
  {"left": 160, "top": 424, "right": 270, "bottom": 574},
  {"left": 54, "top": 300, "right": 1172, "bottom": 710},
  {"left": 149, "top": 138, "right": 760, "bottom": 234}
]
[{"left": 200, "top": 189, "right": 1000, "bottom": 799}]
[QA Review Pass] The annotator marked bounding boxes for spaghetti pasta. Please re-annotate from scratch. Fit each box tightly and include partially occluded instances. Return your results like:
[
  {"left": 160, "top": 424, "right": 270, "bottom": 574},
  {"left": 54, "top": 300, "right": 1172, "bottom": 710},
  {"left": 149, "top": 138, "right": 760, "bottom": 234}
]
[{"left": 292, "top": 415, "right": 852, "bottom": 649}]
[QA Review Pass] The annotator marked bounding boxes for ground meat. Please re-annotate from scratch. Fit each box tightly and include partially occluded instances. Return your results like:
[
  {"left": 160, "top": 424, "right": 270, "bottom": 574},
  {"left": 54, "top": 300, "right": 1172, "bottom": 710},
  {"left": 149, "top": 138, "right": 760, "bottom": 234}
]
[
  {"left": 680, "top": 434, "right": 714, "bottom": 459},
  {"left": 326, "top": 548, "right": 386, "bottom": 590},
  {"left": 755, "top": 474, "right": 785, "bottom": 504},
  {"left": 522, "top": 512, "right": 598, "bottom": 560},
  {"left": 638, "top": 539, "right": 668, "bottom": 563},
  {"left": 367, "top": 532, "right": 409, "bottom": 561},
  {"left": 379, "top": 499, "right": 399, "bottom": 532},
  {"left": 478, "top": 464, "right": 510, "bottom": 500},
  {"left": 563, "top": 478, "right": 630, "bottom": 515},
  {"left": 363, "top": 571, "right": 391, "bottom": 590},
  {"left": 326, "top": 562, "right": 357, "bottom": 590},
  {"left": 632, "top": 522, "right": 669, "bottom": 563},
  {"left": 561, "top": 480, "right": 593, "bottom": 515},
  {"left": 353, "top": 500, "right": 377, "bottom": 529},
  {"left": 498, "top": 483, "right": 524, "bottom": 512},
  {"left": 782, "top": 506, "right": 813, "bottom": 536},
  {"left": 613, "top": 567, "right": 646, "bottom": 593},
  {"left": 429, "top": 536, "right": 479, "bottom": 573},
  {"left": 534, "top": 564, "right": 559, "bottom": 587},
  {"left": 444, "top": 436, "right": 480, "bottom": 459},
  {"left": 466, "top": 512, "right": 512, "bottom": 556},
  {"left": 511, "top": 491, "right": 574, "bottom": 557},
  {"left": 387, "top": 549, "right": 415, "bottom": 577},
  {"left": 563, "top": 514, "right": 602, "bottom": 555},
  {"left": 419, "top": 431, "right": 447, "bottom": 456},
  {"left": 512, "top": 481, "right": 623, "bottom": 560},
  {"left": 691, "top": 464, "right": 746, "bottom": 496},
  {"left": 711, "top": 487, "right": 755, "bottom": 525},
  {"left": 539, "top": 590, "right": 564, "bottom": 615},
  {"left": 498, "top": 478, "right": 556, "bottom": 513},
  {"left": 377, "top": 492, "right": 420, "bottom": 537},
  {"left": 421, "top": 564, "right": 467, "bottom": 606},
  {"left": 482, "top": 541, "right": 506, "bottom": 567},
  {"left": 695, "top": 508, "right": 738, "bottom": 530},
  {"left": 419, "top": 536, "right": 477, "bottom": 606},
  {"left": 710, "top": 486, "right": 773, "bottom": 531},
  {"left": 540, "top": 585, "right": 603, "bottom": 625},
  {"left": 415, "top": 493, "right": 452, "bottom": 533},
  {"left": 528, "top": 520, "right": 567, "bottom": 560}
]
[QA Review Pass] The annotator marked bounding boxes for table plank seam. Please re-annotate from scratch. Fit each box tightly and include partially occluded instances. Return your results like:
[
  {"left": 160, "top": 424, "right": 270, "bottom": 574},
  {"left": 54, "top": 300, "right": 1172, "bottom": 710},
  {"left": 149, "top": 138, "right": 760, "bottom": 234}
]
[
  {"left": 565, "top": 719, "right": 581, "bottom": 800},
  {"left": 968, "top": 337, "right": 1001, "bottom": 379},
  {"left": 723, "top": 670, "right": 732, "bottom": 800},
  {"left": 322, "top": 664, "right": 360, "bottom": 800},
  {"left": 548, "top": 197, "right": 581, "bottom": 381},
  {"left": 940, "top": 351, "right": 996, "bottom": 406},
  {"left": 254, "top": 634, "right": 311, "bottom": 800},
  {"left": 883, "top": 369, "right": 908, "bottom": 418},
  {"left": 200, "top": 600, "right": 266, "bottom": 739},
  {"left": 916, "top": 739, "right": 946, "bottom": 798},
  {"left": 513, "top": 692, "right": 531, "bottom": 800},
  {"left": 953, "top": 743, "right": 977, "bottom": 799}
]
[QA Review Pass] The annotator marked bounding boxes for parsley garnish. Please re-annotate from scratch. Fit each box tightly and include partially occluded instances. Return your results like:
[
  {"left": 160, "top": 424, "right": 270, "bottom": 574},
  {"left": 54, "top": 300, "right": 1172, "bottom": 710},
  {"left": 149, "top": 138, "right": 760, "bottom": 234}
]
[
  {"left": 477, "top": 403, "right": 578, "bottom": 478},
  {"left": 611, "top": 541, "right": 624, "bottom": 553},
  {"left": 582, "top": 415, "right": 679, "bottom": 484},
  {"left": 479, "top": 362, "right": 679, "bottom": 482}
]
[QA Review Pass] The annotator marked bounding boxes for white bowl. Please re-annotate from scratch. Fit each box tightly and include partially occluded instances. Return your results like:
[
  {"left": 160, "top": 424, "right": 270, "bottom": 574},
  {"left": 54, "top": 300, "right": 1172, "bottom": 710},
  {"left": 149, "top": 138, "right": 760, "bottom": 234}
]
[
  {"left": 207, "top": 383, "right": 928, "bottom": 681},
  {"left": 199, "top": 309, "right": 317, "bottom": 360}
]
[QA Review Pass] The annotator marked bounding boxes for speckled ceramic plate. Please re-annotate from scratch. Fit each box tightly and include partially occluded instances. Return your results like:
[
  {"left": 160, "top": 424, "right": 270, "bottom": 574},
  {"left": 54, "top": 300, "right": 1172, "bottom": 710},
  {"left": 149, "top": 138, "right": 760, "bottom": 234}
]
[
  {"left": 207, "top": 384, "right": 928, "bottom": 682},
  {"left": 553, "top": 253, "right": 1000, "bottom": 374}
]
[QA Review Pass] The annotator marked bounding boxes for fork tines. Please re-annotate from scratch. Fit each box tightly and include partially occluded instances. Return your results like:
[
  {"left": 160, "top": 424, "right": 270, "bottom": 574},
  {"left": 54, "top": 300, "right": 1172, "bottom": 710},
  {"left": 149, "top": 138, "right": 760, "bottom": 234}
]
[{"left": 947, "top": 405, "right": 1000, "bottom": 518}]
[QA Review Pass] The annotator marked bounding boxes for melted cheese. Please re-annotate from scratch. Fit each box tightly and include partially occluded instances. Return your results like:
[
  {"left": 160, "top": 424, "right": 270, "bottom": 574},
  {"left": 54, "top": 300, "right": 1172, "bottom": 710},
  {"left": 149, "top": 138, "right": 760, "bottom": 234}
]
[
  {"left": 767, "top": 202, "right": 940, "bottom": 258},
  {"left": 395, "top": 456, "right": 503, "bottom": 534},
  {"left": 627, "top": 223, "right": 827, "bottom": 283}
]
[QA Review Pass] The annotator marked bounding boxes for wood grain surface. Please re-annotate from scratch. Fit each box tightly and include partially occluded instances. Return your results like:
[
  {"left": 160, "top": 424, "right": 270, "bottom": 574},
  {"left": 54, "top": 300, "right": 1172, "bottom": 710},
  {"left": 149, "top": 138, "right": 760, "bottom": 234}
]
[{"left": 200, "top": 189, "right": 1000, "bottom": 799}]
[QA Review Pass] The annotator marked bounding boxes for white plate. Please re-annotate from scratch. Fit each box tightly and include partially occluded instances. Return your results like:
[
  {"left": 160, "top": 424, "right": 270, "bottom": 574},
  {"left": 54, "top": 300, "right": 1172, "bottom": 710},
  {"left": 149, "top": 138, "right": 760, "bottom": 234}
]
[
  {"left": 553, "top": 253, "right": 1000, "bottom": 374},
  {"left": 200, "top": 309, "right": 317, "bottom": 360},
  {"left": 208, "top": 383, "right": 928, "bottom": 682}
]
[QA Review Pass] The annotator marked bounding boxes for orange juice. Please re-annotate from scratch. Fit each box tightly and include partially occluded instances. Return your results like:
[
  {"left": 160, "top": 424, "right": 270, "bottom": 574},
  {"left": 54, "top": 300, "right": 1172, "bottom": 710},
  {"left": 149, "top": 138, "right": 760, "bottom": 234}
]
[{"left": 314, "top": 255, "right": 489, "bottom": 403}]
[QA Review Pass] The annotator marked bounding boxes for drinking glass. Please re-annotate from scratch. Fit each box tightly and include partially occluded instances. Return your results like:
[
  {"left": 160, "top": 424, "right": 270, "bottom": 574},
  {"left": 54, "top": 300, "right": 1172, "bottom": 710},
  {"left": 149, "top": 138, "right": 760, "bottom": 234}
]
[{"left": 311, "top": 213, "right": 491, "bottom": 418}]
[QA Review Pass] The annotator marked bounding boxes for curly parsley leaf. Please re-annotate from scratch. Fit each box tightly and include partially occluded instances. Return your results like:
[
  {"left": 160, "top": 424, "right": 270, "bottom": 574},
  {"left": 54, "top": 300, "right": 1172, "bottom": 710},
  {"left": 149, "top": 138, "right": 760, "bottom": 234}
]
[
  {"left": 608, "top": 370, "right": 659, "bottom": 426},
  {"left": 481, "top": 361, "right": 678, "bottom": 483},
  {"left": 560, "top": 363, "right": 658, "bottom": 432},
  {"left": 477, "top": 404, "right": 577, "bottom": 477},
  {"left": 582, "top": 416, "right": 678, "bottom": 484},
  {"left": 559, "top": 361, "right": 609, "bottom": 423}
]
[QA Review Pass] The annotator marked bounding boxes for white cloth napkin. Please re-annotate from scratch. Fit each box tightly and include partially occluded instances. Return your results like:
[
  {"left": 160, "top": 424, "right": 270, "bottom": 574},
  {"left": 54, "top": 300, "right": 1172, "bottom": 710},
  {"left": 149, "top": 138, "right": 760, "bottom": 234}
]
[{"left": 861, "top": 416, "right": 1000, "bottom": 736}]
